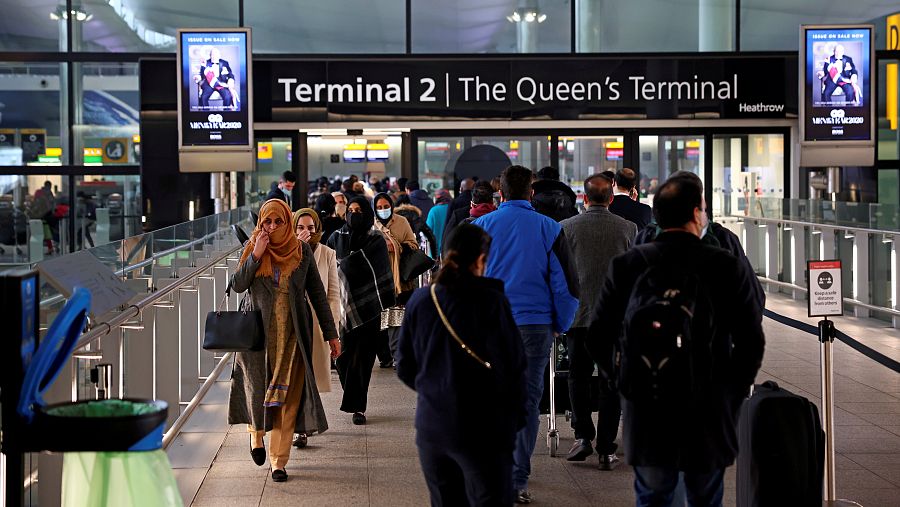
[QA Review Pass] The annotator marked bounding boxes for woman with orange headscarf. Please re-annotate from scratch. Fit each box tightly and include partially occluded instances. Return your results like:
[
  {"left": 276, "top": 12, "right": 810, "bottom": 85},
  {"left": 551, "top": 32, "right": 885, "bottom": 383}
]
[{"left": 228, "top": 199, "right": 340, "bottom": 483}]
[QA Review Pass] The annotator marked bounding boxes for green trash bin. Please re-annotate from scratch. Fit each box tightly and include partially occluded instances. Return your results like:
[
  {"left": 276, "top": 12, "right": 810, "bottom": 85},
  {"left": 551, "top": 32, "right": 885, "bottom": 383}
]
[{"left": 16, "top": 288, "right": 183, "bottom": 507}]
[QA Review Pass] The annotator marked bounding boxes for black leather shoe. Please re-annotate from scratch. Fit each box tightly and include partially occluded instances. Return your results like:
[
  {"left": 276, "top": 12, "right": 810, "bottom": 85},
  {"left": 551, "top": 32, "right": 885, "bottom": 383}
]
[
  {"left": 293, "top": 433, "right": 308, "bottom": 448},
  {"left": 271, "top": 469, "right": 288, "bottom": 482},
  {"left": 565, "top": 438, "right": 593, "bottom": 461},
  {"left": 598, "top": 453, "right": 621, "bottom": 471},
  {"left": 250, "top": 446, "right": 266, "bottom": 467},
  {"left": 352, "top": 412, "right": 367, "bottom": 425},
  {"left": 514, "top": 490, "right": 533, "bottom": 504}
]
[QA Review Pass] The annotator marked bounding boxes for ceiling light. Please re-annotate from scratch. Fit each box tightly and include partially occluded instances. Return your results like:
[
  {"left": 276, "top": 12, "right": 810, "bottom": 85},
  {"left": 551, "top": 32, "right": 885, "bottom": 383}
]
[
  {"left": 537, "top": 14, "right": 547, "bottom": 23},
  {"left": 508, "top": 9, "right": 546, "bottom": 24},
  {"left": 525, "top": 12, "right": 536, "bottom": 22}
]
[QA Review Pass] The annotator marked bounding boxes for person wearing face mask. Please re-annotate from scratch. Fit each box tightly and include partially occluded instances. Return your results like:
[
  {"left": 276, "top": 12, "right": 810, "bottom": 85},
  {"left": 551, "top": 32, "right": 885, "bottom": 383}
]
[
  {"left": 634, "top": 171, "right": 764, "bottom": 313},
  {"left": 228, "top": 199, "right": 341, "bottom": 483},
  {"left": 313, "top": 193, "right": 345, "bottom": 245},
  {"left": 372, "top": 192, "right": 420, "bottom": 366},
  {"left": 266, "top": 171, "right": 297, "bottom": 209},
  {"left": 327, "top": 197, "right": 396, "bottom": 425},
  {"left": 332, "top": 191, "right": 348, "bottom": 219},
  {"left": 291, "top": 208, "right": 342, "bottom": 449}
]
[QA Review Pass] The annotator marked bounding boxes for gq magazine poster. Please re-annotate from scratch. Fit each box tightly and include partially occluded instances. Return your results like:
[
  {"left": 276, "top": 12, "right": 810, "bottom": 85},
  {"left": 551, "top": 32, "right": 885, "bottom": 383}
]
[
  {"left": 801, "top": 25, "right": 873, "bottom": 143},
  {"left": 177, "top": 28, "right": 252, "bottom": 148}
]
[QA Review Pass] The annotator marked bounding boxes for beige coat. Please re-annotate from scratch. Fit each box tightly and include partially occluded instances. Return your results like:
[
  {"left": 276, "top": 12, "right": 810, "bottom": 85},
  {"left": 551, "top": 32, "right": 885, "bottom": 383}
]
[
  {"left": 373, "top": 214, "right": 419, "bottom": 295},
  {"left": 309, "top": 244, "right": 341, "bottom": 392}
]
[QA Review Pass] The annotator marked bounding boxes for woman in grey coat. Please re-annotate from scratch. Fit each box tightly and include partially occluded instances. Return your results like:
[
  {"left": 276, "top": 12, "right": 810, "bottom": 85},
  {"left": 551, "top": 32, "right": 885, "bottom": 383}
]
[{"left": 228, "top": 199, "right": 340, "bottom": 483}]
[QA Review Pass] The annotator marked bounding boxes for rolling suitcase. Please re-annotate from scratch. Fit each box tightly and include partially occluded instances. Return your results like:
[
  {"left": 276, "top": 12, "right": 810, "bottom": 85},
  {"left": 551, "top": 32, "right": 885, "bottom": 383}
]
[{"left": 737, "top": 381, "right": 825, "bottom": 507}]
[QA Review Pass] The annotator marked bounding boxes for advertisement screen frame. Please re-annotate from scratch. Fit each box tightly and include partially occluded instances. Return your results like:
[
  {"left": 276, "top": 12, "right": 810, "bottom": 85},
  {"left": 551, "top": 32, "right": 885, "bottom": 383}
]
[
  {"left": 799, "top": 24, "right": 874, "bottom": 146},
  {"left": 176, "top": 27, "right": 253, "bottom": 153}
]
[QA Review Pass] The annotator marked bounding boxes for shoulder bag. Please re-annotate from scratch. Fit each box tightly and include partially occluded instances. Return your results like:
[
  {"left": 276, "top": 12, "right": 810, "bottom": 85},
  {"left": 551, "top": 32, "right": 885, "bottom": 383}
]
[
  {"left": 399, "top": 245, "right": 435, "bottom": 282},
  {"left": 203, "top": 282, "right": 264, "bottom": 352}
]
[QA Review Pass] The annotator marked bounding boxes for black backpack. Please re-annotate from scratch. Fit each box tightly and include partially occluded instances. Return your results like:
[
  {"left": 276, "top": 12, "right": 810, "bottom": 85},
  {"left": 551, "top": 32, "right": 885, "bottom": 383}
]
[{"left": 618, "top": 245, "right": 715, "bottom": 403}]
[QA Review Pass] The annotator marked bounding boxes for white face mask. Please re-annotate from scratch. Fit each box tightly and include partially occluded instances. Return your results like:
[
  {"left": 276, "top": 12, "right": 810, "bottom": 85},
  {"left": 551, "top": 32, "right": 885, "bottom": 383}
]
[
  {"left": 376, "top": 209, "right": 392, "bottom": 220},
  {"left": 335, "top": 203, "right": 347, "bottom": 216}
]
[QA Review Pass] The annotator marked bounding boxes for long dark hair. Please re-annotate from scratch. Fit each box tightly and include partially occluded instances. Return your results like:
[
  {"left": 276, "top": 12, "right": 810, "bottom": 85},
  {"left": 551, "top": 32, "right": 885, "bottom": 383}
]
[{"left": 436, "top": 224, "right": 492, "bottom": 287}]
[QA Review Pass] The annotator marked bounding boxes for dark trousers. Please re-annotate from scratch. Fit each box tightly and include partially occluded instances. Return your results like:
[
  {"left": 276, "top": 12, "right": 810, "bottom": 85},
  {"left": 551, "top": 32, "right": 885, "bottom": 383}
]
[
  {"left": 199, "top": 83, "right": 234, "bottom": 107},
  {"left": 823, "top": 80, "right": 856, "bottom": 103},
  {"left": 418, "top": 443, "right": 513, "bottom": 507},
  {"left": 336, "top": 318, "right": 379, "bottom": 413},
  {"left": 567, "top": 327, "right": 621, "bottom": 454},
  {"left": 376, "top": 328, "right": 393, "bottom": 365},
  {"left": 633, "top": 466, "right": 724, "bottom": 507}
]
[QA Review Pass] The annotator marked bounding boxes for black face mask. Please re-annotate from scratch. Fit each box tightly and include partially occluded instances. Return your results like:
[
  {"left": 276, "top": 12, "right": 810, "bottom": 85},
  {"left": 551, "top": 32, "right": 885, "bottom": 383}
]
[{"left": 347, "top": 212, "right": 369, "bottom": 231}]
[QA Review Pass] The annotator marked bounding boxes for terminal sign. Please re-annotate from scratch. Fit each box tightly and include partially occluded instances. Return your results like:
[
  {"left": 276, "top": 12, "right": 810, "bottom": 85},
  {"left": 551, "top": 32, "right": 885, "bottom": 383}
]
[{"left": 808, "top": 260, "right": 843, "bottom": 317}]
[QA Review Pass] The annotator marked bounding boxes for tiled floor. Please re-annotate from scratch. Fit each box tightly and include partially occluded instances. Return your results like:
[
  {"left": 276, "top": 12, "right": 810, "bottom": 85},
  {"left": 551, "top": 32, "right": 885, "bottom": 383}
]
[{"left": 187, "top": 291, "right": 900, "bottom": 506}]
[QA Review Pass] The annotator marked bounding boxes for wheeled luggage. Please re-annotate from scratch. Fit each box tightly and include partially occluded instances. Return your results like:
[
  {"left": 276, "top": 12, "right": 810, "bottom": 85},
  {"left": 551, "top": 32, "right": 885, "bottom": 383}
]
[
  {"left": 736, "top": 381, "right": 825, "bottom": 507},
  {"left": 540, "top": 335, "right": 601, "bottom": 456}
]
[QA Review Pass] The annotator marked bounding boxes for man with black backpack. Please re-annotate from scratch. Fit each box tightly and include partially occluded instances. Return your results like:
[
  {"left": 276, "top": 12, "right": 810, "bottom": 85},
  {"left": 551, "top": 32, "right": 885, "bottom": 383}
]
[{"left": 587, "top": 176, "right": 765, "bottom": 506}]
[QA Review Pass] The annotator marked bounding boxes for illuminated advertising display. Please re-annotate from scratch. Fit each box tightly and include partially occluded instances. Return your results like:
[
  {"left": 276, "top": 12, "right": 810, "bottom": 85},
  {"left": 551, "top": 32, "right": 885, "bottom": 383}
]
[
  {"left": 800, "top": 25, "right": 874, "bottom": 144},
  {"left": 177, "top": 28, "right": 252, "bottom": 151}
]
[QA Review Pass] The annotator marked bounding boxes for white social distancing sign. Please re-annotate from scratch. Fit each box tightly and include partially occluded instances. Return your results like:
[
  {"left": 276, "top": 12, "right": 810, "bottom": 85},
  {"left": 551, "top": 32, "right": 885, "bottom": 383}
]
[{"left": 808, "top": 260, "right": 843, "bottom": 317}]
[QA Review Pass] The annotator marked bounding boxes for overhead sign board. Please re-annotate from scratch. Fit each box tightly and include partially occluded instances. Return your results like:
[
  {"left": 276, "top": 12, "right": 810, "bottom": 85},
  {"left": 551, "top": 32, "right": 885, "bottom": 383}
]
[
  {"left": 259, "top": 55, "right": 798, "bottom": 122},
  {"left": 808, "top": 260, "right": 843, "bottom": 318},
  {"left": 176, "top": 28, "right": 253, "bottom": 172}
]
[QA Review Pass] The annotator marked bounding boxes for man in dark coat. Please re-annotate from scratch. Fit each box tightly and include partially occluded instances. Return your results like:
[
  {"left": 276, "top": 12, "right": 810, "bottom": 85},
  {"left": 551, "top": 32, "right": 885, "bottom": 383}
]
[
  {"left": 445, "top": 178, "right": 475, "bottom": 221},
  {"left": 586, "top": 177, "right": 764, "bottom": 505},
  {"left": 406, "top": 180, "right": 434, "bottom": 218},
  {"left": 634, "top": 170, "right": 765, "bottom": 313},
  {"left": 532, "top": 166, "right": 578, "bottom": 222},
  {"left": 609, "top": 168, "right": 653, "bottom": 229},
  {"left": 266, "top": 171, "right": 296, "bottom": 209}
]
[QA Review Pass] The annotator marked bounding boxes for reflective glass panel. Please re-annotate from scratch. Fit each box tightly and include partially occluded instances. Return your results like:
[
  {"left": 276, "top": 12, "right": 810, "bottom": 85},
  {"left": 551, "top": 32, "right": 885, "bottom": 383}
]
[
  {"left": 639, "top": 135, "right": 705, "bottom": 206},
  {"left": 76, "top": 0, "right": 238, "bottom": 52},
  {"left": 412, "top": 0, "right": 570, "bottom": 53},
  {"left": 247, "top": 0, "right": 405, "bottom": 53},
  {"left": 75, "top": 63, "right": 140, "bottom": 166},
  {"left": 711, "top": 133, "right": 784, "bottom": 218},
  {"left": 0, "top": 0, "right": 67, "bottom": 51},
  {"left": 0, "top": 62, "right": 68, "bottom": 166}
]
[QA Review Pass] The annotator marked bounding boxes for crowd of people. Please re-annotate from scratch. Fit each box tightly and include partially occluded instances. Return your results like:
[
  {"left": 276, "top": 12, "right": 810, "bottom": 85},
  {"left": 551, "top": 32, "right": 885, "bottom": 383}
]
[{"left": 231, "top": 165, "right": 766, "bottom": 506}]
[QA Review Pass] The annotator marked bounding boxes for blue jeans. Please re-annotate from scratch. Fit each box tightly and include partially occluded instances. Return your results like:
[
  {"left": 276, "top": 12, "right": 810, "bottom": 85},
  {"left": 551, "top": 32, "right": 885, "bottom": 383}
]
[
  {"left": 633, "top": 466, "right": 724, "bottom": 507},
  {"left": 512, "top": 324, "right": 554, "bottom": 491}
]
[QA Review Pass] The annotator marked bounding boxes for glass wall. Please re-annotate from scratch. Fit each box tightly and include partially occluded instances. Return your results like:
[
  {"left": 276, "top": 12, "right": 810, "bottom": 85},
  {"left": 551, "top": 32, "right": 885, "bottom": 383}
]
[
  {"left": 307, "top": 135, "right": 402, "bottom": 182},
  {"left": 0, "top": 1, "right": 67, "bottom": 51},
  {"left": 0, "top": 62, "right": 68, "bottom": 165},
  {"left": 75, "top": 62, "right": 140, "bottom": 166},
  {"left": 711, "top": 133, "right": 785, "bottom": 218},
  {"left": 248, "top": 0, "right": 405, "bottom": 53},
  {"left": 558, "top": 136, "right": 624, "bottom": 189},
  {"left": 412, "top": 0, "right": 570, "bottom": 53},
  {"left": 639, "top": 135, "right": 705, "bottom": 205},
  {"left": 416, "top": 135, "right": 550, "bottom": 195},
  {"left": 577, "top": 0, "right": 709, "bottom": 52}
]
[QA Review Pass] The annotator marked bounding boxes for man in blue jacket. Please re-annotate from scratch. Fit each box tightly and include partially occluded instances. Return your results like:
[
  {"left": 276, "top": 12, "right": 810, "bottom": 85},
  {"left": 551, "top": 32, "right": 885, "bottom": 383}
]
[{"left": 474, "top": 165, "right": 580, "bottom": 504}]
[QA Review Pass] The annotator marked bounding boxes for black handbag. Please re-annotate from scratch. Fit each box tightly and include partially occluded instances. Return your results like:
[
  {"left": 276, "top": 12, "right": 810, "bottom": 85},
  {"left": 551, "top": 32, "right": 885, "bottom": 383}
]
[
  {"left": 202, "top": 283, "right": 264, "bottom": 352},
  {"left": 399, "top": 245, "right": 435, "bottom": 282}
]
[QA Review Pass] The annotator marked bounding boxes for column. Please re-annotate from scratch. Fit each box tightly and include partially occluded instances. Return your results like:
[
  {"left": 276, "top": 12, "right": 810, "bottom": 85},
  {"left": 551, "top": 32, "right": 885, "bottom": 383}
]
[
  {"left": 577, "top": 0, "right": 603, "bottom": 52},
  {"left": 698, "top": 0, "right": 735, "bottom": 51}
]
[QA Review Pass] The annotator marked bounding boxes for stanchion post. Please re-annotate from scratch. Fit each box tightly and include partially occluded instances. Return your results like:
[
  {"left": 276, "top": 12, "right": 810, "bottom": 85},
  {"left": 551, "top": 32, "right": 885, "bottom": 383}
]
[{"left": 819, "top": 317, "right": 837, "bottom": 502}]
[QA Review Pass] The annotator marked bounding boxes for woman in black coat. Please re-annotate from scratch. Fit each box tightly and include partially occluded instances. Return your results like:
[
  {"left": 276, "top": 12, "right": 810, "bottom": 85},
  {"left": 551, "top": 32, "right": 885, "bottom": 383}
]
[
  {"left": 326, "top": 196, "right": 395, "bottom": 426},
  {"left": 396, "top": 224, "right": 527, "bottom": 507}
]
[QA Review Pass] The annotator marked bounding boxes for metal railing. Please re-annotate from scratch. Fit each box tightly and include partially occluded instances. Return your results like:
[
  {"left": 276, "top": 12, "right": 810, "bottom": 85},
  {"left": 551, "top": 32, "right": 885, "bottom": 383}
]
[
  {"left": 9, "top": 205, "right": 255, "bottom": 507},
  {"left": 729, "top": 212, "right": 900, "bottom": 326}
]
